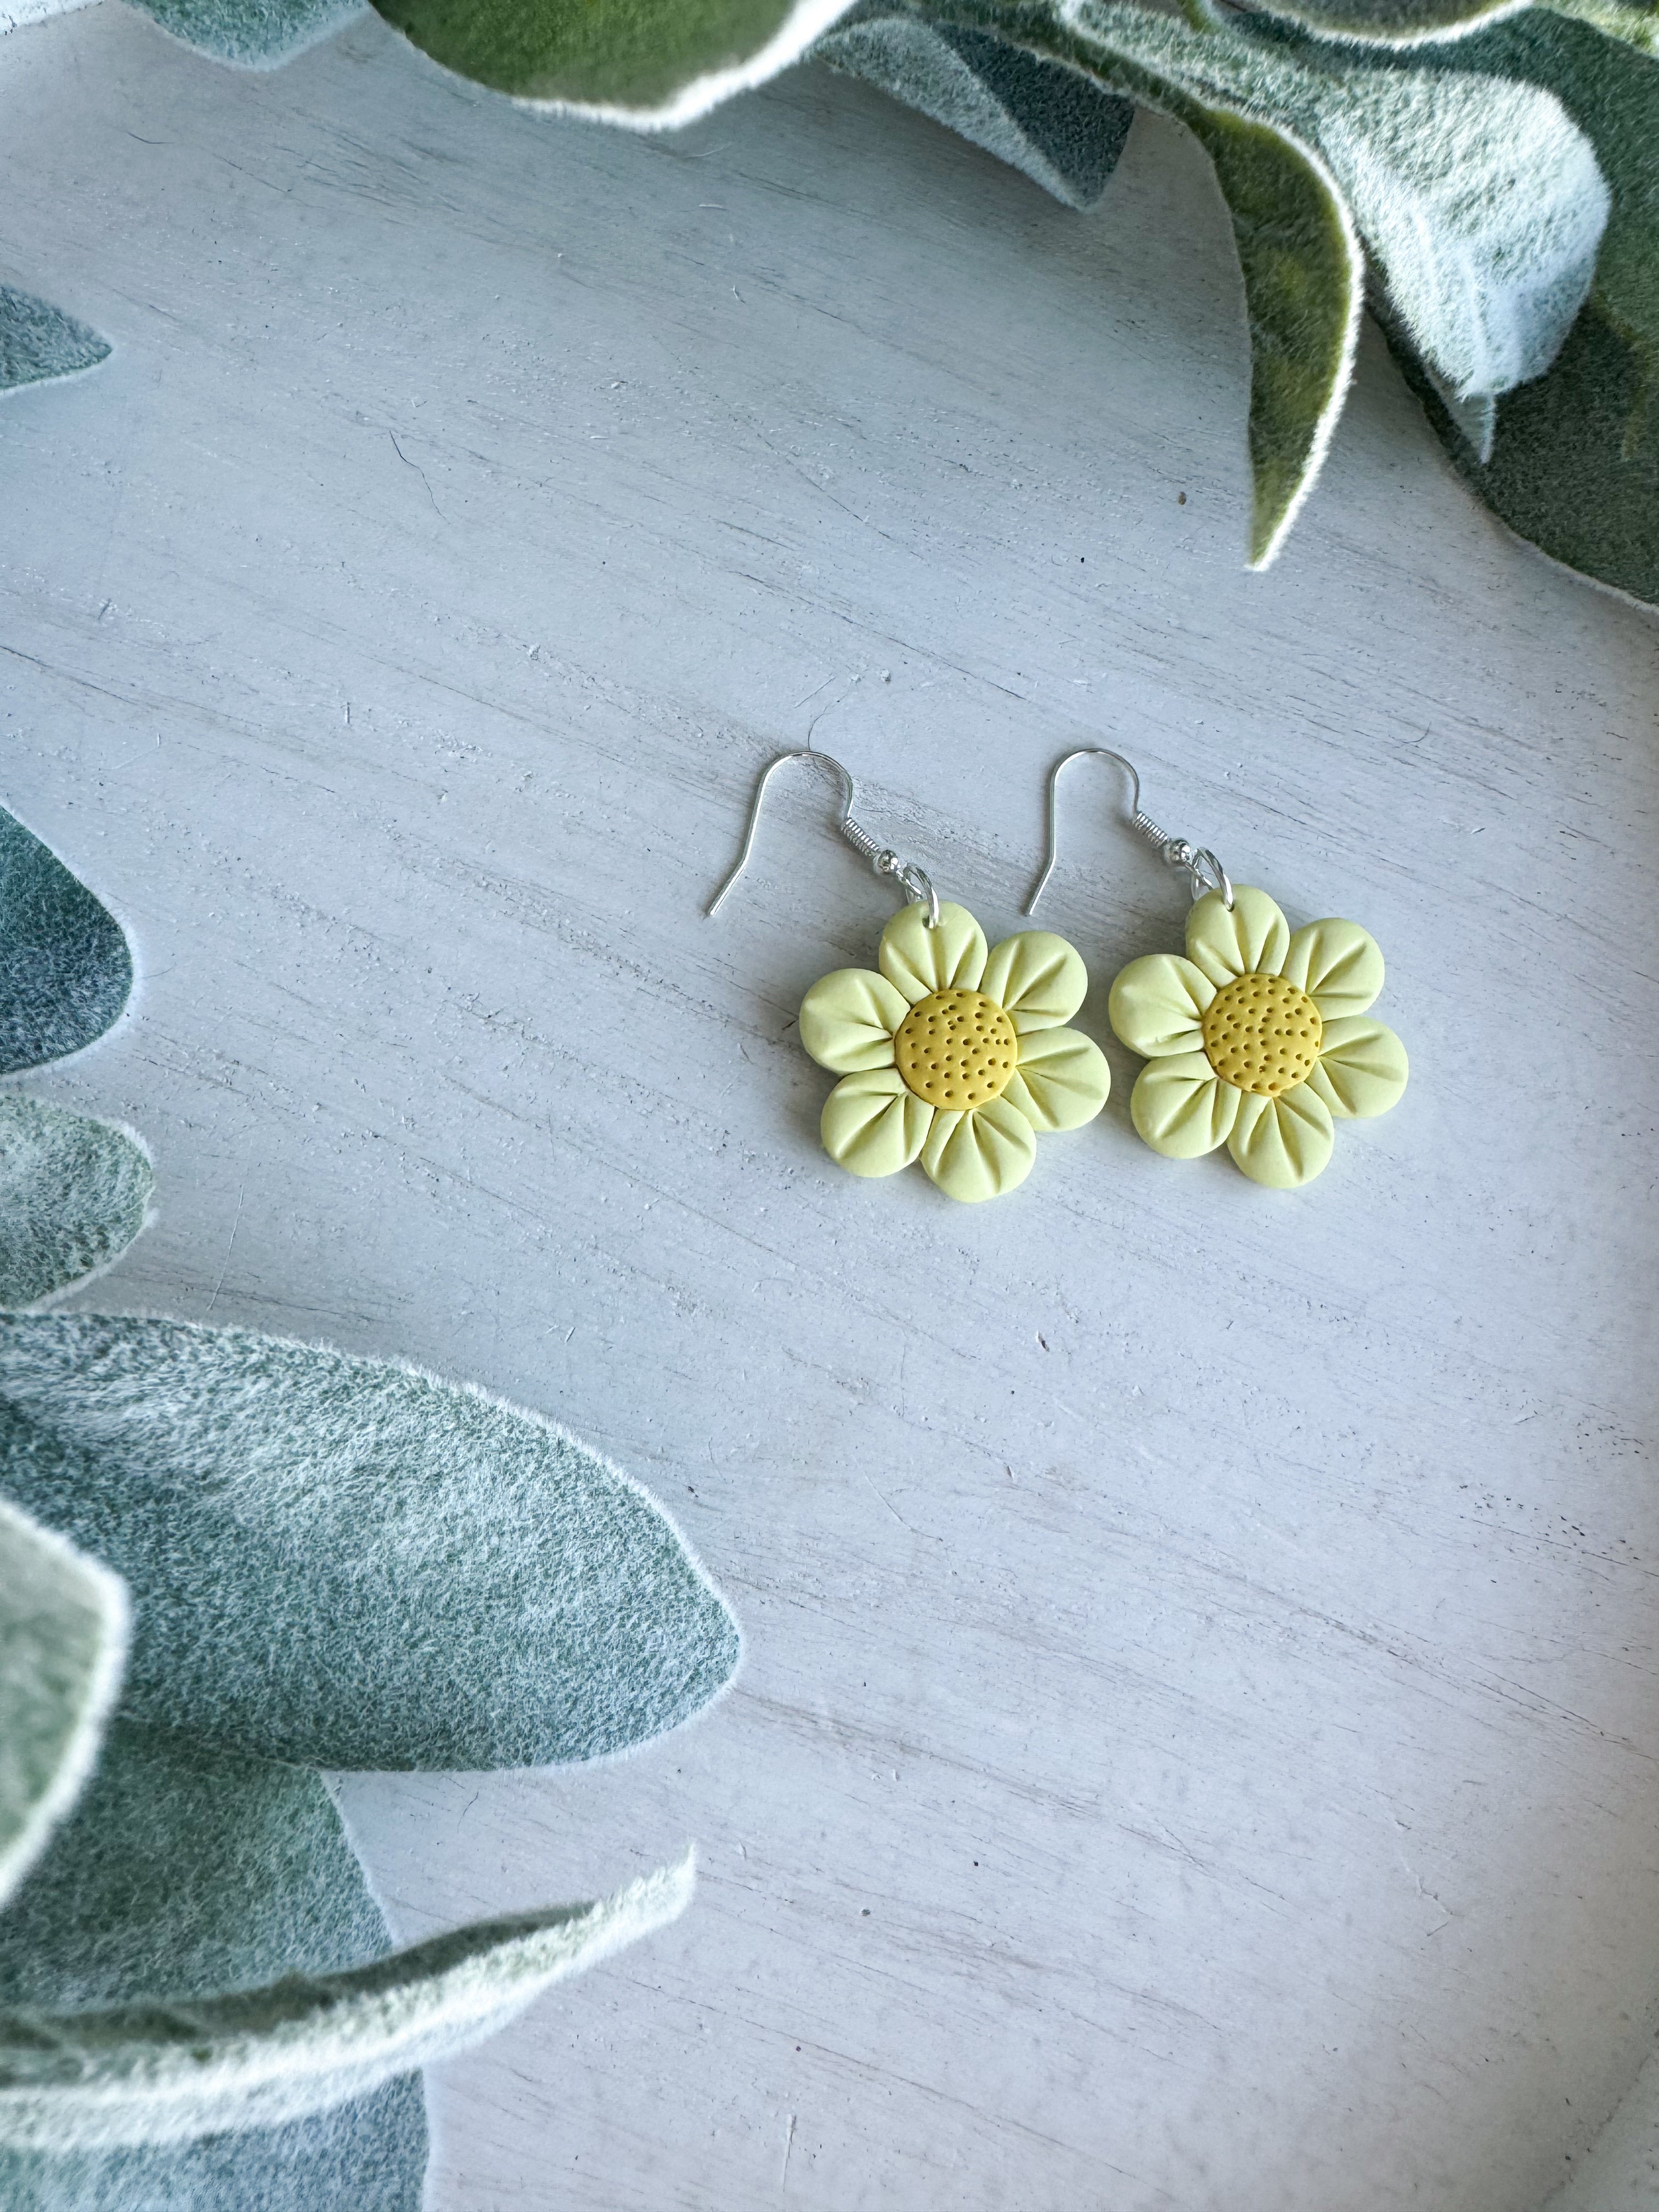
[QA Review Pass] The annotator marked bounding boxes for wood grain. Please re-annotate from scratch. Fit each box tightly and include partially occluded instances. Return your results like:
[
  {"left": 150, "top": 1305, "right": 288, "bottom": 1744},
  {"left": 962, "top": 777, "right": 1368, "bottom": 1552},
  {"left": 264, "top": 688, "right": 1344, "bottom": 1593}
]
[{"left": 3, "top": 8, "right": 1658, "bottom": 2205}]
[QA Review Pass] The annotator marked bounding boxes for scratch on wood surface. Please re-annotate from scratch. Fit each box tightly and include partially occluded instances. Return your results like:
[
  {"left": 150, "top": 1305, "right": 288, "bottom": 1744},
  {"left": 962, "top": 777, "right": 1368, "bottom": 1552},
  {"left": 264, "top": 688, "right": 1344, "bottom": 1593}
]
[{"left": 202, "top": 1180, "right": 245, "bottom": 1318}]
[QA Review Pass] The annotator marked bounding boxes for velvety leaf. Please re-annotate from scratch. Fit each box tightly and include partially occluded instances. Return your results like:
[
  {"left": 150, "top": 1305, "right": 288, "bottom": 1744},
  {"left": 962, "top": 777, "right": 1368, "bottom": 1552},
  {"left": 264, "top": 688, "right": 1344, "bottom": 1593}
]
[
  {"left": 924, "top": 2, "right": 1358, "bottom": 565},
  {"left": 0, "top": 806, "right": 132, "bottom": 1075},
  {"left": 1542, "top": 0, "right": 1659, "bottom": 56},
  {"left": 1391, "top": 11, "right": 1659, "bottom": 606},
  {"left": 122, "top": 0, "right": 367, "bottom": 67},
  {"left": 0, "top": 1097, "right": 153, "bottom": 1311},
  {"left": 0, "top": 1314, "right": 741, "bottom": 1770},
  {"left": 0, "top": 2083, "right": 426, "bottom": 2212},
  {"left": 0, "top": 288, "right": 109, "bottom": 398},
  {"left": 0, "top": 1724, "right": 426, "bottom": 2205},
  {"left": 819, "top": 6, "right": 1131, "bottom": 210},
  {"left": 0, "top": 1854, "right": 693, "bottom": 2148},
  {"left": 371, "top": 0, "right": 857, "bottom": 122},
  {"left": 0, "top": 1500, "right": 126, "bottom": 1909},
  {"left": 928, "top": 2, "right": 1606, "bottom": 558},
  {"left": 1229, "top": 0, "right": 1521, "bottom": 49}
]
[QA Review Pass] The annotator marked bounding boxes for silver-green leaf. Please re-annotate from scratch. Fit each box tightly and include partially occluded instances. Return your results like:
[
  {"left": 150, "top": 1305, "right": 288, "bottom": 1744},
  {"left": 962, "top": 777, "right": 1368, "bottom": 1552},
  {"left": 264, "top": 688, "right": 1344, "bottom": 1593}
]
[
  {"left": 0, "top": 1853, "right": 693, "bottom": 2148},
  {"left": 0, "top": 1722, "right": 428, "bottom": 2208},
  {"left": 122, "top": 0, "right": 368, "bottom": 69},
  {"left": 0, "top": 289, "right": 110, "bottom": 399},
  {"left": 819, "top": 7, "right": 1131, "bottom": 208},
  {"left": 0, "top": 1098, "right": 153, "bottom": 1312},
  {"left": 0, "top": 1314, "right": 742, "bottom": 1770},
  {"left": 0, "top": 1499, "right": 127, "bottom": 1910},
  {"left": 0, "top": 806, "right": 132, "bottom": 1077}
]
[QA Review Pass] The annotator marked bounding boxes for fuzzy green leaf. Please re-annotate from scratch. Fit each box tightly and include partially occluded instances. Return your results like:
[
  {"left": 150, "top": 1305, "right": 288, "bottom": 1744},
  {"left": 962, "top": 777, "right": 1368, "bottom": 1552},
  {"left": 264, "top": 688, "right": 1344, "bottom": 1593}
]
[
  {"left": 819, "top": 8, "right": 1131, "bottom": 209},
  {"left": 121, "top": 0, "right": 367, "bottom": 67},
  {"left": 0, "top": 1499, "right": 126, "bottom": 1911},
  {"left": 0, "top": 289, "right": 109, "bottom": 399},
  {"left": 0, "top": 807, "right": 132, "bottom": 1076},
  {"left": 1391, "top": 10, "right": 1659, "bottom": 605},
  {"left": 0, "top": 1098, "right": 153, "bottom": 1311},
  {"left": 1542, "top": 0, "right": 1659, "bottom": 55},
  {"left": 919, "top": 2, "right": 1606, "bottom": 561},
  {"left": 0, "top": 1853, "right": 693, "bottom": 2148},
  {"left": 0, "top": 1721, "right": 429, "bottom": 2201},
  {"left": 371, "top": 0, "right": 856, "bottom": 120},
  {"left": 0, "top": 1314, "right": 741, "bottom": 1770},
  {"left": 1227, "top": 0, "right": 1524, "bottom": 51}
]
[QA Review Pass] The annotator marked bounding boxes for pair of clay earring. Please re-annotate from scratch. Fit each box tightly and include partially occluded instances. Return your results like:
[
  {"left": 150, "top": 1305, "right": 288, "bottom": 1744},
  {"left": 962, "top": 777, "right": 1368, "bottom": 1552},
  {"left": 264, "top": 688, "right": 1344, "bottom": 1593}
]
[{"left": 708, "top": 747, "right": 1408, "bottom": 1203}]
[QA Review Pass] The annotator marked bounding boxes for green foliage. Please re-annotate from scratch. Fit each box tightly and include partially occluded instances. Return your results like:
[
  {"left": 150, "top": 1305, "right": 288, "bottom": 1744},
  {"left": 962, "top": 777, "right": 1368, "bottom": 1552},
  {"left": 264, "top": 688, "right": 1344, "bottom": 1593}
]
[
  {"left": 371, "top": 0, "right": 822, "bottom": 111},
  {"left": 0, "top": 1313, "right": 742, "bottom": 1770},
  {"left": 126, "top": 0, "right": 367, "bottom": 67},
  {"left": 0, "top": 1502, "right": 126, "bottom": 1911},
  {"left": 821, "top": 8, "right": 1131, "bottom": 208},
  {"left": 0, "top": 1098, "right": 153, "bottom": 1311},
  {"left": 0, "top": 1723, "right": 426, "bottom": 2208},
  {"left": 0, "top": 805, "right": 132, "bottom": 1076},
  {"left": 1543, "top": 0, "right": 1659, "bottom": 56},
  {"left": 0, "top": 1854, "right": 693, "bottom": 2148},
  {"left": 0, "top": 287, "right": 109, "bottom": 399},
  {"left": 1399, "top": 9, "right": 1659, "bottom": 603}
]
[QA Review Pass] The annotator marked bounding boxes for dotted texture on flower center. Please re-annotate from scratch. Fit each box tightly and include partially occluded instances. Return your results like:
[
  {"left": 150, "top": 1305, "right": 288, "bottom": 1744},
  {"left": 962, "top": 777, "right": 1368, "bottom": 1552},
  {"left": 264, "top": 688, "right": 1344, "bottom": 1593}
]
[
  {"left": 1201, "top": 972, "right": 1322, "bottom": 1096},
  {"left": 894, "top": 989, "right": 1019, "bottom": 1110}
]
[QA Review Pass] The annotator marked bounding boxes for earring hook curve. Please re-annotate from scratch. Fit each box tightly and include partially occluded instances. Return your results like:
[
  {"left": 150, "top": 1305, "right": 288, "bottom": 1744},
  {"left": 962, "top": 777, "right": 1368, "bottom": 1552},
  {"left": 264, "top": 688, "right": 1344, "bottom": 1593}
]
[
  {"left": 1023, "top": 747, "right": 1233, "bottom": 915},
  {"left": 706, "top": 748, "right": 941, "bottom": 927}
]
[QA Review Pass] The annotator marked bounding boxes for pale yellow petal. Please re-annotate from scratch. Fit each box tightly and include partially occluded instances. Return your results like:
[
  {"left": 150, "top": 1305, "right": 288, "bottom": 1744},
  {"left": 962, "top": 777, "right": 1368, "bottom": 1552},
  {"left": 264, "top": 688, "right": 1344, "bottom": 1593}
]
[
  {"left": 1226, "top": 1085, "right": 1334, "bottom": 1188},
  {"left": 1108, "top": 952, "right": 1214, "bottom": 1058},
  {"left": 878, "top": 901, "right": 986, "bottom": 1003},
  {"left": 1280, "top": 918, "right": 1384, "bottom": 1020},
  {"left": 1129, "top": 1051, "right": 1239, "bottom": 1158},
  {"left": 980, "top": 930, "right": 1088, "bottom": 1034},
  {"left": 920, "top": 1097, "right": 1036, "bottom": 1203},
  {"left": 798, "top": 968, "right": 907, "bottom": 1073},
  {"left": 821, "top": 1068, "right": 933, "bottom": 1178},
  {"left": 1003, "top": 1027, "right": 1110, "bottom": 1133},
  {"left": 1304, "top": 1017, "right": 1408, "bottom": 1120},
  {"left": 1186, "top": 885, "right": 1290, "bottom": 986}
]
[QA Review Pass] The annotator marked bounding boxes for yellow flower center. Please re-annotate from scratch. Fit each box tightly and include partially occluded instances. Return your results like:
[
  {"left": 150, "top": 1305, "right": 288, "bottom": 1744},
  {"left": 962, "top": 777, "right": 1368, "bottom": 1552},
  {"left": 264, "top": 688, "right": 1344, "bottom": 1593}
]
[
  {"left": 1201, "top": 972, "right": 1322, "bottom": 1096},
  {"left": 893, "top": 989, "right": 1019, "bottom": 1111}
]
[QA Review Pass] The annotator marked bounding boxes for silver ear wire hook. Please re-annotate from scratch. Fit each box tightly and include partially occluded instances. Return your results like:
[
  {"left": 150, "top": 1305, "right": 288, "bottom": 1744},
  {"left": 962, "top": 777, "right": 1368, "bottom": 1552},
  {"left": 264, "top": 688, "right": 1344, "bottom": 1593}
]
[
  {"left": 706, "top": 748, "right": 941, "bottom": 928},
  {"left": 1023, "top": 747, "right": 1233, "bottom": 916}
]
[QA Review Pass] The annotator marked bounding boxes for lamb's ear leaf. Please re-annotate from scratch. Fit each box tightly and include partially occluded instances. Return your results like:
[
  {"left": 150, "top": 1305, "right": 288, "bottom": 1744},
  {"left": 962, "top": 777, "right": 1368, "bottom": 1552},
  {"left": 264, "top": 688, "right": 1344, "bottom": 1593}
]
[
  {"left": 1541, "top": 0, "right": 1658, "bottom": 56},
  {"left": 0, "top": 808, "right": 133, "bottom": 1075},
  {"left": 926, "top": 2, "right": 1606, "bottom": 563},
  {"left": 1222, "top": 0, "right": 1522, "bottom": 47},
  {"left": 0, "top": 2081, "right": 426, "bottom": 2212},
  {"left": 0, "top": 1499, "right": 127, "bottom": 1910},
  {"left": 922, "top": 4, "right": 1359, "bottom": 564},
  {"left": 371, "top": 0, "right": 857, "bottom": 121},
  {"left": 0, "top": 1721, "right": 426, "bottom": 2204},
  {"left": 0, "top": 288, "right": 109, "bottom": 398},
  {"left": 0, "top": 1099, "right": 153, "bottom": 1312},
  {"left": 817, "top": 8, "right": 1132, "bottom": 208},
  {"left": 0, "top": 1314, "right": 742, "bottom": 1771},
  {"left": 0, "top": 1853, "right": 693, "bottom": 2149},
  {"left": 1386, "top": 9, "right": 1659, "bottom": 607},
  {"left": 122, "top": 0, "right": 367, "bottom": 69}
]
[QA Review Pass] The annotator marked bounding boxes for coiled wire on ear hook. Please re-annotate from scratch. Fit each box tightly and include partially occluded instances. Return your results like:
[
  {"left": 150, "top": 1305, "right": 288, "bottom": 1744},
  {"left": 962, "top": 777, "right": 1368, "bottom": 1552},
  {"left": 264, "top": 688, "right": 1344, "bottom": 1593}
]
[
  {"left": 1023, "top": 748, "right": 1233, "bottom": 916},
  {"left": 706, "top": 748, "right": 941, "bottom": 928}
]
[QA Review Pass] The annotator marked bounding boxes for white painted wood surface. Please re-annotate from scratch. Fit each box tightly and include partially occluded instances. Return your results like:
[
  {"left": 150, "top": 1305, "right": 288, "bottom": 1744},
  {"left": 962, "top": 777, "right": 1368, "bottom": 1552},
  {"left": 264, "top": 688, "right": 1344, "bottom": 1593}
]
[{"left": 4, "top": 9, "right": 1659, "bottom": 2205}]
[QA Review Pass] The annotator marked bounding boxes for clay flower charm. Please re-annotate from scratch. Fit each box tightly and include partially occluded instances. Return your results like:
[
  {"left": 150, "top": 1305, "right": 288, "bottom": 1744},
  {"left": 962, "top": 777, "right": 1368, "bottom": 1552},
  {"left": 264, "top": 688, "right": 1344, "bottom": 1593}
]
[
  {"left": 1109, "top": 886, "right": 1407, "bottom": 1189},
  {"left": 799, "top": 902, "right": 1109, "bottom": 1203}
]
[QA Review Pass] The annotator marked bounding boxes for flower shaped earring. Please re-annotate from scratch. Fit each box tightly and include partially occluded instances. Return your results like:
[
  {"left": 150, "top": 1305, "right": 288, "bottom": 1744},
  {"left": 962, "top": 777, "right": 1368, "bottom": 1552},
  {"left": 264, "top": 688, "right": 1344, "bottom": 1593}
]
[
  {"left": 709, "top": 750, "right": 1110, "bottom": 1203},
  {"left": 1025, "top": 749, "right": 1407, "bottom": 1190}
]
